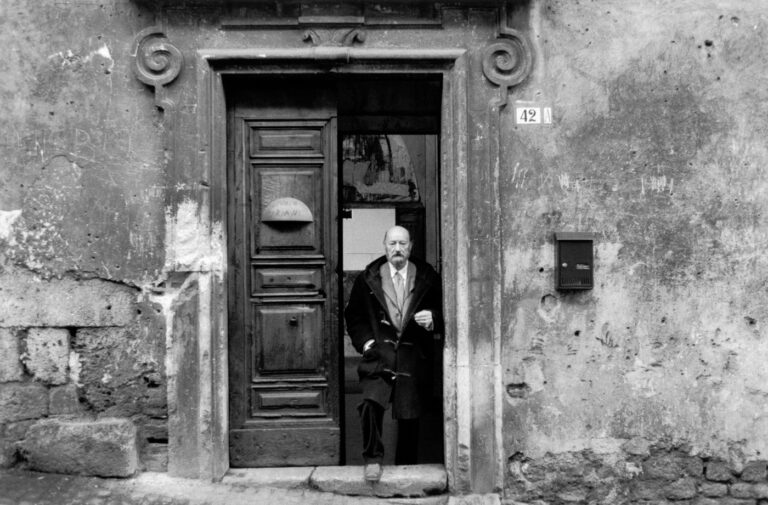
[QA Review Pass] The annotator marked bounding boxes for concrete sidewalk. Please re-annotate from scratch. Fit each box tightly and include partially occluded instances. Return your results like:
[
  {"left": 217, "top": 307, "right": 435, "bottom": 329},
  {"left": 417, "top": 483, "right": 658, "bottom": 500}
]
[{"left": 0, "top": 466, "right": 467, "bottom": 505}]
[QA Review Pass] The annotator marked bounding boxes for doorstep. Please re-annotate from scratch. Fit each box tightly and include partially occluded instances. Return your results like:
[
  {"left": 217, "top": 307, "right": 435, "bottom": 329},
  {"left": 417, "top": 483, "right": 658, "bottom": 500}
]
[{"left": 223, "top": 464, "right": 447, "bottom": 498}]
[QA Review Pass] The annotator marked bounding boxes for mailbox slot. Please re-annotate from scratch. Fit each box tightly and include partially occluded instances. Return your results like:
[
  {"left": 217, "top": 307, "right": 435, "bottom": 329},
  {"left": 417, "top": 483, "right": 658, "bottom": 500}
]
[{"left": 554, "top": 232, "right": 594, "bottom": 290}]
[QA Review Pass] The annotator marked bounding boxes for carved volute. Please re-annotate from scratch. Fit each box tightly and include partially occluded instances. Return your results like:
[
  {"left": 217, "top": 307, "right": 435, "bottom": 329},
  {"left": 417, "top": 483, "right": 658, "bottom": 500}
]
[{"left": 131, "top": 27, "right": 182, "bottom": 111}]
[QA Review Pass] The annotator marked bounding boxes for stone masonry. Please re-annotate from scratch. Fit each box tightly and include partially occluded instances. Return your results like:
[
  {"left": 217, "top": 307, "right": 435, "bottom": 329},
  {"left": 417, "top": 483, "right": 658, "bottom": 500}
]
[
  {"left": 507, "top": 442, "right": 768, "bottom": 504},
  {"left": 0, "top": 267, "right": 167, "bottom": 474}
]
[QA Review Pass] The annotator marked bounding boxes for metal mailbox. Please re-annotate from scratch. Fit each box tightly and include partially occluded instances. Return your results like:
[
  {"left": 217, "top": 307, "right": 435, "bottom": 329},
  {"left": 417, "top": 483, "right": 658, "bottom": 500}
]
[{"left": 554, "top": 232, "right": 594, "bottom": 290}]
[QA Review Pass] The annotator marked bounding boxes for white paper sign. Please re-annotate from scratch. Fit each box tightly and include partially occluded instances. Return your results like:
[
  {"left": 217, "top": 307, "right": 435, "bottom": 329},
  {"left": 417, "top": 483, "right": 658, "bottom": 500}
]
[{"left": 515, "top": 106, "right": 553, "bottom": 125}]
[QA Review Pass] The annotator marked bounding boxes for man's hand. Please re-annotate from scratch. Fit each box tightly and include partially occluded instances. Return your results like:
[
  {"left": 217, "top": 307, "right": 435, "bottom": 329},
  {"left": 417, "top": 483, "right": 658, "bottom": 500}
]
[{"left": 414, "top": 310, "right": 433, "bottom": 330}]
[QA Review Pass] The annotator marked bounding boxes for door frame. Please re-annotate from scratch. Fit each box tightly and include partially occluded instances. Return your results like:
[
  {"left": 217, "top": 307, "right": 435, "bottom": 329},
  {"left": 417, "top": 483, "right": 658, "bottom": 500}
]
[{"left": 184, "top": 47, "right": 471, "bottom": 489}]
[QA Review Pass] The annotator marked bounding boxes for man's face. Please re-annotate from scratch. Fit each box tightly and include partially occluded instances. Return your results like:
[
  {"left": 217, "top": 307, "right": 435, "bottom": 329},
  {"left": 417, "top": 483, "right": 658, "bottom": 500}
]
[{"left": 384, "top": 227, "right": 412, "bottom": 270}]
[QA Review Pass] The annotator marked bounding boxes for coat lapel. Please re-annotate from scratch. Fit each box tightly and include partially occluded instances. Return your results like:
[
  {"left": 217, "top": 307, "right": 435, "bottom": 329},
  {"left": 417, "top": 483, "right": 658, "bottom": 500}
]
[
  {"left": 401, "top": 261, "right": 433, "bottom": 326},
  {"left": 379, "top": 263, "right": 398, "bottom": 309},
  {"left": 400, "top": 262, "right": 416, "bottom": 317},
  {"left": 363, "top": 258, "right": 389, "bottom": 319}
]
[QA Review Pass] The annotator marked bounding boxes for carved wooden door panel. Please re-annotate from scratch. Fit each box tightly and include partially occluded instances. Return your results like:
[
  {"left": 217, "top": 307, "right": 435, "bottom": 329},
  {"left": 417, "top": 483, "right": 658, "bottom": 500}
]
[{"left": 228, "top": 79, "right": 340, "bottom": 466}]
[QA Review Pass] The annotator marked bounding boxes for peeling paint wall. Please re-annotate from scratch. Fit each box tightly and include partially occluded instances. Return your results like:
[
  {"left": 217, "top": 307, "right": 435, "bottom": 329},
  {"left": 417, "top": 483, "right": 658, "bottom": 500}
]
[
  {"left": 0, "top": 0, "right": 168, "bottom": 472},
  {"left": 1, "top": 0, "right": 164, "bottom": 283},
  {"left": 502, "top": 0, "right": 768, "bottom": 501}
]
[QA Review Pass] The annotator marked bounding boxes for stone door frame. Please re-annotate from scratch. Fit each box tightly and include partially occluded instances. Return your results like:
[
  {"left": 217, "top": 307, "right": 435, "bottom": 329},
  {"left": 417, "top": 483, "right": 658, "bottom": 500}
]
[{"left": 179, "top": 47, "right": 474, "bottom": 490}]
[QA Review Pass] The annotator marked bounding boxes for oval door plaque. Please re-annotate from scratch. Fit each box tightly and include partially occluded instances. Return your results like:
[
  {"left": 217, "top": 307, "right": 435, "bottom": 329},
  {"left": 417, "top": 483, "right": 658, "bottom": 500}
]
[{"left": 262, "top": 197, "right": 314, "bottom": 223}]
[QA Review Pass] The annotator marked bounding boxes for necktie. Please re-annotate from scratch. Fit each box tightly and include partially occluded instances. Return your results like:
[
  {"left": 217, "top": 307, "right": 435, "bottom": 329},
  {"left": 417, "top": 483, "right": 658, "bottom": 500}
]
[{"left": 394, "top": 271, "right": 405, "bottom": 310}]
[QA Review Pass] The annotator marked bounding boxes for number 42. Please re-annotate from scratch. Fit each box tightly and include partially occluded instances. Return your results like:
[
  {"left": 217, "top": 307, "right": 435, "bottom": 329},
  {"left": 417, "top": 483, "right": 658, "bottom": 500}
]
[{"left": 515, "top": 107, "right": 551, "bottom": 125}]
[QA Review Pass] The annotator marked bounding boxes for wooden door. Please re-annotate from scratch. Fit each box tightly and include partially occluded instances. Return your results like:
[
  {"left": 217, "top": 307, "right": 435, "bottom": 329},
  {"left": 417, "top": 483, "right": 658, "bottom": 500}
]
[{"left": 228, "top": 78, "right": 340, "bottom": 467}]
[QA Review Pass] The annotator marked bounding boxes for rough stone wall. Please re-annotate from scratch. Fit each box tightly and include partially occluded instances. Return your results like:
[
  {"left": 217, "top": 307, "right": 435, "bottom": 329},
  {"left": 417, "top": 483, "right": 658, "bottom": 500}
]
[
  {"left": 0, "top": 0, "right": 168, "bottom": 473},
  {"left": 502, "top": 0, "right": 768, "bottom": 502},
  {"left": 508, "top": 442, "right": 768, "bottom": 504}
]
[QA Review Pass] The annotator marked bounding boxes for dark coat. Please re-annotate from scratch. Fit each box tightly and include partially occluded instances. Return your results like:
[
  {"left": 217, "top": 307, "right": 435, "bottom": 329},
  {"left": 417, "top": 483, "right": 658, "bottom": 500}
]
[{"left": 344, "top": 255, "right": 443, "bottom": 419}]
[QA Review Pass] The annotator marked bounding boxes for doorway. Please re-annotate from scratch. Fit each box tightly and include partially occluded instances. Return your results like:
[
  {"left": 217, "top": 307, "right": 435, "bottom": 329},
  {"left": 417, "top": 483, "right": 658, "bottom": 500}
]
[{"left": 226, "top": 74, "right": 443, "bottom": 467}]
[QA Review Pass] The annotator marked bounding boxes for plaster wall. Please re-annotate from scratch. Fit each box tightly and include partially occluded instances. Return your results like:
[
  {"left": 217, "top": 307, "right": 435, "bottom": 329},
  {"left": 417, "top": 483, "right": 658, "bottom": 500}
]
[
  {"left": 2, "top": 0, "right": 768, "bottom": 501},
  {"left": 501, "top": 1, "right": 768, "bottom": 502},
  {"left": 0, "top": 0, "right": 169, "bottom": 472}
]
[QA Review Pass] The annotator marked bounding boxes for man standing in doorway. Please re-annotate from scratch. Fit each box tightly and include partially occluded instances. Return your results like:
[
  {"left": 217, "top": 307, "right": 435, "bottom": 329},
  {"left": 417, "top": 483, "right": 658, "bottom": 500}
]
[{"left": 344, "top": 225, "right": 443, "bottom": 483}]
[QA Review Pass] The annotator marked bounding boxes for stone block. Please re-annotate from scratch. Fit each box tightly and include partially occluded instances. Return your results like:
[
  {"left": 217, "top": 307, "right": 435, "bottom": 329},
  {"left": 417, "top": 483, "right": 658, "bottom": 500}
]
[
  {"left": 710, "top": 499, "right": 759, "bottom": 505},
  {"left": 74, "top": 327, "right": 166, "bottom": 417},
  {"left": 556, "top": 489, "right": 588, "bottom": 502},
  {"left": 142, "top": 442, "right": 168, "bottom": 472},
  {"left": 740, "top": 461, "right": 767, "bottom": 482},
  {"left": 310, "top": 464, "right": 447, "bottom": 497},
  {"left": 3, "top": 420, "right": 34, "bottom": 441},
  {"left": 684, "top": 456, "right": 705, "bottom": 477},
  {"left": 19, "top": 417, "right": 138, "bottom": 477},
  {"left": 49, "top": 384, "right": 82, "bottom": 415},
  {"left": 1, "top": 419, "right": 35, "bottom": 468},
  {"left": 632, "top": 479, "right": 664, "bottom": 500},
  {"left": 138, "top": 417, "right": 168, "bottom": 442},
  {"left": 623, "top": 437, "right": 651, "bottom": 456},
  {"left": 699, "top": 481, "right": 728, "bottom": 497},
  {"left": 705, "top": 460, "right": 734, "bottom": 482},
  {"left": 664, "top": 477, "right": 696, "bottom": 500},
  {"left": 730, "top": 482, "right": 768, "bottom": 499},
  {"left": 0, "top": 382, "right": 48, "bottom": 423},
  {"left": 643, "top": 453, "right": 686, "bottom": 480},
  {"left": 447, "top": 494, "right": 502, "bottom": 505},
  {"left": 692, "top": 498, "right": 721, "bottom": 505},
  {"left": 0, "top": 439, "right": 17, "bottom": 468},
  {"left": 0, "top": 328, "right": 23, "bottom": 382},
  {"left": 22, "top": 328, "right": 69, "bottom": 385},
  {"left": 0, "top": 271, "right": 135, "bottom": 327},
  {"left": 223, "top": 467, "right": 313, "bottom": 489}
]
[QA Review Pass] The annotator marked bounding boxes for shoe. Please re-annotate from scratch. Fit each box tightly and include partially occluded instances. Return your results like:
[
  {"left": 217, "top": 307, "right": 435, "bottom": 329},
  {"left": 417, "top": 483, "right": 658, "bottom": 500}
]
[{"left": 364, "top": 462, "right": 382, "bottom": 483}]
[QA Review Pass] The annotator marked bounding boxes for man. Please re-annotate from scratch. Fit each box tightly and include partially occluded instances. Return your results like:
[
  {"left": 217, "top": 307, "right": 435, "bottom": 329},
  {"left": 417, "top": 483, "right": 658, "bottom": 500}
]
[{"left": 344, "top": 225, "right": 443, "bottom": 483}]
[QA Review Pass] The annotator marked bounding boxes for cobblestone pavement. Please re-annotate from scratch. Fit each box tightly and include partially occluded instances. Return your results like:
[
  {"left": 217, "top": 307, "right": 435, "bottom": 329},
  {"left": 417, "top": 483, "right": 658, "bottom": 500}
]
[{"left": 0, "top": 470, "right": 450, "bottom": 505}]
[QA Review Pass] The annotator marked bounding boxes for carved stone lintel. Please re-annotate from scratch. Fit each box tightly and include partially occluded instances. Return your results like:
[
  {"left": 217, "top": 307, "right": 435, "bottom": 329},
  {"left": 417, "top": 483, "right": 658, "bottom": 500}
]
[
  {"left": 132, "top": 27, "right": 183, "bottom": 111},
  {"left": 481, "top": 6, "right": 533, "bottom": 108},
  {"left": 302, "top": 27, "right": 366, "bottom": 47}
]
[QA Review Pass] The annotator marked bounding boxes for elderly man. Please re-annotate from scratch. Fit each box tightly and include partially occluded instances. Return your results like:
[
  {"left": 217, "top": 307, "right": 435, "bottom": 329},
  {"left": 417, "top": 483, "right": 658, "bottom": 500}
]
[{"left": 344, "top": 225, "right": 443, "bottom": 482}]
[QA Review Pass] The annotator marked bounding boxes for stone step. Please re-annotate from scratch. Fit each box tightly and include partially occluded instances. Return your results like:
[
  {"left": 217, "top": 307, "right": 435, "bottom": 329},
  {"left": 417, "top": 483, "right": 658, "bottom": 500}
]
[
  {"left": 224, "top": 466, "right": 313, "bottom": 489},
  {"left": 223, "top": 464, "right": 447, "bottom": 498}
]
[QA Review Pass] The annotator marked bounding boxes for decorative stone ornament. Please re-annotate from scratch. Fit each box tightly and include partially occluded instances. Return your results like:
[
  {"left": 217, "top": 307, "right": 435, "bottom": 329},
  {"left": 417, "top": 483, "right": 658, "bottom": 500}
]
[
  {"left": 482, "top": 39, "right": 530, "bottom": 90},
  {"left": 131, "top": 27, "right": 183, "bottom": 110},
  {"left": 302, "top": 27, "right": 366, "bottom": 47},
  {"left": 481, "top": 6, "right": 533, "bottom": 107}
]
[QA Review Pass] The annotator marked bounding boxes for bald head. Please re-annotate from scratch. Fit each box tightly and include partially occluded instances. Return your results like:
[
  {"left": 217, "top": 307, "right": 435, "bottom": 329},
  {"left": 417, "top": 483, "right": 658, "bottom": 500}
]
[{"left": 383, "top": 226, "right": 412, "bottom": 270}]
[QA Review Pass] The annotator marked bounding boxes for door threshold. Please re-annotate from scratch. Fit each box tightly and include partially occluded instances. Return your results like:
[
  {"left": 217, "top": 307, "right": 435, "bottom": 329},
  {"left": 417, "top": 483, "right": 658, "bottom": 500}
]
[{"left": 224, "top": 464, "right": 447, "bottom": 498}]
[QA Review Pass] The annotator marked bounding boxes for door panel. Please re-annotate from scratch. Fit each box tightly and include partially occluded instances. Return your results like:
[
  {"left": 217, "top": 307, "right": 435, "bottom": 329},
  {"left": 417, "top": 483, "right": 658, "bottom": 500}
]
[
  {"left": 254, "top": 165, "right": 321, "bottom": 252},
  {"left": 250, "top": 125, "right": 325, "bottom": 157},
  {"left": 255, "top": 303, "right": 322, "bottom": 373},
  {"left": 251, "top": 267, "right": 322, "bottom": 295},
  {"left": 229, "top": 78, "right": 339, "bottom": 467}
]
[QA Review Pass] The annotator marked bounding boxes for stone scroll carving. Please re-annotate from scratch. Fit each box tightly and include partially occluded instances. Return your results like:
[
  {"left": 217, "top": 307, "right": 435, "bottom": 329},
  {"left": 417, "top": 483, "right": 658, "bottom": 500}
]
[
  {"left": 131, "top": 27, "right": 183, "bottom": 111},
  {"left": 481, "top": 6, "right": 533, "bottom": 108},
  {"left": 302, "top": 27, "right": 366, "bottom": 47}
]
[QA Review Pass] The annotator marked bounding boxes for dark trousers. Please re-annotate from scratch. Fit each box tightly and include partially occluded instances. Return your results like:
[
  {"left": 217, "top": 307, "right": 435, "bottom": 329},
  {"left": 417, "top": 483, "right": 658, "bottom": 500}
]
[{"left": 359, "top": 399, "right": 419, "bottom": 465}]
